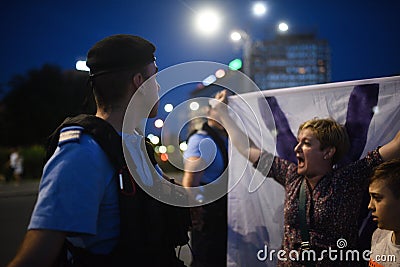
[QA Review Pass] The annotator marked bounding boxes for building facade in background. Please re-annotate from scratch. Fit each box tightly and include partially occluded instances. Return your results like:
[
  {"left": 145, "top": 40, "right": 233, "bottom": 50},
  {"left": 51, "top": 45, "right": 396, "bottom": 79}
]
[
  {"left": 192, "top": 32, "right": 331, "bottom": 96},
  {"left": 251, "top": 33, "right": 331, "bottom": 90},
  {"left": 188, "top": 32, "right": 331, "bottom": 141}
]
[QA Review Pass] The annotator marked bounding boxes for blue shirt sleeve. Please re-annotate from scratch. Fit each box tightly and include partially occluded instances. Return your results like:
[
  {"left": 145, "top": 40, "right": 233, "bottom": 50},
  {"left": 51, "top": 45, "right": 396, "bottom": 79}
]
[
  {"left": 29, "top": 134, "right": 117, "bottom": 237},
  {"left": 184, "top": 133, "right": 217, "bottom": 166},
  {"left": 184, "top": 133, "right": 226, "bottom": 184}
]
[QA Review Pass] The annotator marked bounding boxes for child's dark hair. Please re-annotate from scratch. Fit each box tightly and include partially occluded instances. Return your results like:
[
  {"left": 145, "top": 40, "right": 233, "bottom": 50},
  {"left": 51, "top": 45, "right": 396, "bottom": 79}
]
[{"left": 370, "top": 158, "right": 400, "bottom": 199}]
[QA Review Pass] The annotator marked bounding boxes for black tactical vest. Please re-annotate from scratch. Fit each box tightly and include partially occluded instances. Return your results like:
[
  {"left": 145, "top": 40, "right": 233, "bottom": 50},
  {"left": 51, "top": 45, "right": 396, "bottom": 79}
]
[{"left": 46, "top": 114, "right": 191, "bottom": 267}]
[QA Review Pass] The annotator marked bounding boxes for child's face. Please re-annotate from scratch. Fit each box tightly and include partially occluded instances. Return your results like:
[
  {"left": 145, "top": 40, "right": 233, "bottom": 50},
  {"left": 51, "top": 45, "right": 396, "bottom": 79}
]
[{"left": 369, "top": 180, "right": 400, "bottom": 231}]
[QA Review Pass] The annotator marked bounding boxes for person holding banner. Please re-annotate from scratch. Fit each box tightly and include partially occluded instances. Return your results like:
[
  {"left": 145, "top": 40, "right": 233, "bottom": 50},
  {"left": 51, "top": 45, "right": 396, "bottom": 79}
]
[
  {"left": 182, "top": 105, "right": 229, "bottom": 267},
  {"left": 213, "top": 89, "right": 400, "bottom": 266}
]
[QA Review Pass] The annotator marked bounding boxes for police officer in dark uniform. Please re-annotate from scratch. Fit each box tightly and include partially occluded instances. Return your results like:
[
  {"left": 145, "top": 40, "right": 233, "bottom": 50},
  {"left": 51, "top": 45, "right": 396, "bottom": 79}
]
[{"left": 7, "top": 34, "right": 164, "bottom": 267}]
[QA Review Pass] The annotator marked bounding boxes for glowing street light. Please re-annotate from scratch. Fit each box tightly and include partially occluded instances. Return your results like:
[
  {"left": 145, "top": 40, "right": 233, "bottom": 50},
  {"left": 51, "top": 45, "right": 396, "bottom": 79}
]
[
  {"left": 252, "top": 2, "right": 267, "bottom": 17},
  {"left": 278, "top": 22, "right": 289, "bottom": 32},
  {"left": 230, "top": 30, "right": 250, "bottom": 42},
  {"left": 195, "top": 8, "right": 221, "bottom": 35},
  {"left": 192, "top": 2, "right": 268, "bottom": 77},
  {"left": 230, "top": 31, "right": 242, "bottom": 41}
]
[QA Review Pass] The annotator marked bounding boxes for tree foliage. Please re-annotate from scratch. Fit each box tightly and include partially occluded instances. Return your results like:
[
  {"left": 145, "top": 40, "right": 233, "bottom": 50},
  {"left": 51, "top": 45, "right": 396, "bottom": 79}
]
[{"left": 0, "top": 64, "right": 95, "bottom": 147}]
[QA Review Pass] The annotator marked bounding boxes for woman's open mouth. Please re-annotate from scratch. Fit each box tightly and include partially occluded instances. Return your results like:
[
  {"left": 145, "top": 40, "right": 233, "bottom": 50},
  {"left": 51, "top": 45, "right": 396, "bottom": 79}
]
[{"left": 297, "top": 155, "right": 305, "bottom": 167}]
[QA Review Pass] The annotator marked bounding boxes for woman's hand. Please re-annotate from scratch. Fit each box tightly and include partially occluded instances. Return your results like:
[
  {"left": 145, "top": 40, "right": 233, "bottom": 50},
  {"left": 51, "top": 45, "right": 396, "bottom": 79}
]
[
  {"left": 209, "top": 89, "right": 262, "bottom": 164},
  {"left": 210, "top": 89, "right": 229, "bottom": 115}
]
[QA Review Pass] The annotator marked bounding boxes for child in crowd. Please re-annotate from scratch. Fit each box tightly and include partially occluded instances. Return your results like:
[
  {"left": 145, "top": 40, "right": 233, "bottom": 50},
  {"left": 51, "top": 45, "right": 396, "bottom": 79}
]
[{"left": 368, "top": 158, "right": 400, "bottom": 267}]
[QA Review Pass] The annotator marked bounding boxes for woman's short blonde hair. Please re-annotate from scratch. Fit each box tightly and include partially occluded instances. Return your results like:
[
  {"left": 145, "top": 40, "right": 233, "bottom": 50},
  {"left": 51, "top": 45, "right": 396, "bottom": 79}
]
[{"left": 298, "top": 118, "right": 350, "bottom": 164}]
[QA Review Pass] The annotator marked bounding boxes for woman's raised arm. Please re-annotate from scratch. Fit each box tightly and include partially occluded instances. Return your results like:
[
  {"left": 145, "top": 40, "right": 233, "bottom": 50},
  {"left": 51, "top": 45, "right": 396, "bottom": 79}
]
[{"left": 212, "top": 90, "right": 262, "bottom": 164}]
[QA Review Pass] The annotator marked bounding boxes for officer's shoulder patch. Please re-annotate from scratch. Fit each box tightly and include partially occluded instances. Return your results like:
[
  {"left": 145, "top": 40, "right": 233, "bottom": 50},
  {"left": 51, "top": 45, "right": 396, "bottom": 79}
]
[{"left": 58, "top": 126, "right": 84, "bottom": 146}]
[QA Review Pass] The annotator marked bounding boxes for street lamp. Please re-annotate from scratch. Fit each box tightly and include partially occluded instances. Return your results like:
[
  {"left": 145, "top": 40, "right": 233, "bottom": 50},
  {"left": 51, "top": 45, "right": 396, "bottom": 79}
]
[
  {"left": 230, "top": 29, "right": 252, "bottom": 76},
  {"left": 192, "top": 4, "right": 268, "bottom": 77},
  {"left": 228, "top": 2, "right": 267, "bottom": 76},
  {"left": 195, "top": 8, "right": 222, "bottom": 36},
  {"left": 230, "top": 31, "right": 242, "bottom": 42},
  {"left": 278, "top": 22, "right": 289, "bottom": 32},
  {"left": 252, "top": 1, "right": 267, "bottom": 17}
]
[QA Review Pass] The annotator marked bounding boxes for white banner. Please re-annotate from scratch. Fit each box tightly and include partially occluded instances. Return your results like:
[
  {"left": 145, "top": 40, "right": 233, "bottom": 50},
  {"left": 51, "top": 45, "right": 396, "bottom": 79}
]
[{"left": 227, "top": 76, "right": 400, "bottom": 266}]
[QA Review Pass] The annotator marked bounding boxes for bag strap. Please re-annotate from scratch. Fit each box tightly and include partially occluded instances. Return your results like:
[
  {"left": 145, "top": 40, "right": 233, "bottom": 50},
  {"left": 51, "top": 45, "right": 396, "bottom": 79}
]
[
  {"left": 299, "top": 178, "right": 311, "bottom": 250},
  {"left": 201, "top": 122, "right": 228, "bottom": 170},
  {"left": 187, "top": 122, "right": 228, "bottom": 170}
]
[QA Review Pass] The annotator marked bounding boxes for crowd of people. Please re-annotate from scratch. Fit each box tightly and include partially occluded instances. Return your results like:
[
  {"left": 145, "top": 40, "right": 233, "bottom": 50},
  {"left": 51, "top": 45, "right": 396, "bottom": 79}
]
[{"left": 6, "top": 34, "right": 400, "bottom": 267}]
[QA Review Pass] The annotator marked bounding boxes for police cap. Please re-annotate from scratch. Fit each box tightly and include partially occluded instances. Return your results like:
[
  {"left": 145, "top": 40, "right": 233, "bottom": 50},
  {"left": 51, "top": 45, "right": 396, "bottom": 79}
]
[{"left": 86, "top": 34, "right": 156, "bottom": 77}]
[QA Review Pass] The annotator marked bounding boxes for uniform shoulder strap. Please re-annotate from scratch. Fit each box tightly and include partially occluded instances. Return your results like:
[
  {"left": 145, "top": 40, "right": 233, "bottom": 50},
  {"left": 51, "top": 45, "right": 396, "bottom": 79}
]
[{"left": 45, "top": 114, "right": 124, "bottom": 170}]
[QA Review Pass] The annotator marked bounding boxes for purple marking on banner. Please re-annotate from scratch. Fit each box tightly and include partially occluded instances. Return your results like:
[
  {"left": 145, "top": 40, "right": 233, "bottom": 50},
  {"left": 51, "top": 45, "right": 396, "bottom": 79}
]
[
  {"left": 258, "top": 84, "right": 378, "bottom": 166},
  {"left": 258, "top": 97, "right": 297, "bottom": 163},
  {"left": 339, "top": 84, "right": 379, "bottom": 166}
]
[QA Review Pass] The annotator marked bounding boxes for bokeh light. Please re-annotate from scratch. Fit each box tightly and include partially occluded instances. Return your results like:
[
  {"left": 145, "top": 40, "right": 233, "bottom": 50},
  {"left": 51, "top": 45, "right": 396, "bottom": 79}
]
[
  {"left": 189, "top": 101, "right": 200, "bottom": 111},
  {"left": 164, "top": 103, "right": 174, "bottom": 112},
  {"left": 154, "top": 119, "right": 164, "bottom": 128}
]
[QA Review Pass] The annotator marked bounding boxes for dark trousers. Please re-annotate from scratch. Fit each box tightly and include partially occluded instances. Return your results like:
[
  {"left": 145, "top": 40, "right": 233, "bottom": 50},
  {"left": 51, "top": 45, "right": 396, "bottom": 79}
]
[{"left": 191, "top": 196, "right": 227, "bottom": 267}]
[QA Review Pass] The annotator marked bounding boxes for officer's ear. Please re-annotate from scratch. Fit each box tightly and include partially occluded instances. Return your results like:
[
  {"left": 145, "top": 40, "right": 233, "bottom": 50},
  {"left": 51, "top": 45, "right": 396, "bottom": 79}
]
[{"left": 132, "top": 72, "right": 145, "bottom": 89}]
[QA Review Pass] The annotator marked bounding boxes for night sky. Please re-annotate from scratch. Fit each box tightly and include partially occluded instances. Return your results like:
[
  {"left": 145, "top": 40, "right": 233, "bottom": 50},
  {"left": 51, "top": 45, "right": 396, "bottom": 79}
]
[{"left": 1, "top": 0, "right": 400, "bottom": 100}]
